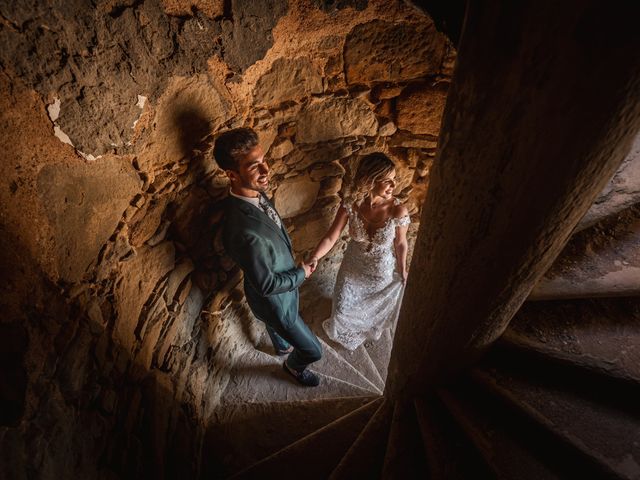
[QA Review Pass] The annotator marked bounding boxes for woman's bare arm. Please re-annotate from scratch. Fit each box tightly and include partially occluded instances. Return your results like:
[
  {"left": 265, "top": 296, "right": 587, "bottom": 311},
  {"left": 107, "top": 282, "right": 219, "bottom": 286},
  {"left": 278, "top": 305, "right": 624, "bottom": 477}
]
[
  {"left": 393, "top": 204, "right": 410, "bottom": 282},
  {"left": 308, "top": 205, "right": 349, "bottom": 265}
]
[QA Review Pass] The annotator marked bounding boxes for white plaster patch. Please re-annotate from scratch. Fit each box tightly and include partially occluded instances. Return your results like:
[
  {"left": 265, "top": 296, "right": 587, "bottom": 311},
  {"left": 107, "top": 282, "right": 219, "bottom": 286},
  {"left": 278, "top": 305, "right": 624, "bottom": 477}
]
[
  {"left": 79, "top": 151, "right": 98, "bottom": 161},
  {"left": 136, "top": 95, "right": 147, "bottom": 109},
  {"left": 49, "top": 97, "right": 100, "bottom": 160},
  {"left": 47, "top": 97, "right": 61, "bottom": 122},
  {"left": 132, "top": 94, "right": 148, "bottom": 129},
  {"left": 53, "top": 125, "right": 74, "bottom": 146}
]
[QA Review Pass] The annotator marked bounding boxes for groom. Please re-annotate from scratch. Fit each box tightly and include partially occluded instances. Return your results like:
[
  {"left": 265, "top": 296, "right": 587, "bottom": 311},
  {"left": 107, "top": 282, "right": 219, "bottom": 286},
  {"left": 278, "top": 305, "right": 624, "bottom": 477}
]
[{"left": 213, "top": 128, "right": 322, "bottom": 387}]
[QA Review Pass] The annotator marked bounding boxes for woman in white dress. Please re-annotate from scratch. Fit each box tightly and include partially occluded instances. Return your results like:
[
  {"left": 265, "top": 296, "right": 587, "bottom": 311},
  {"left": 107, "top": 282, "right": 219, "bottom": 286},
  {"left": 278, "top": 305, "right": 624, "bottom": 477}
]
[{"left": 308, "top": 153, "right": 410, "bottom": 351}]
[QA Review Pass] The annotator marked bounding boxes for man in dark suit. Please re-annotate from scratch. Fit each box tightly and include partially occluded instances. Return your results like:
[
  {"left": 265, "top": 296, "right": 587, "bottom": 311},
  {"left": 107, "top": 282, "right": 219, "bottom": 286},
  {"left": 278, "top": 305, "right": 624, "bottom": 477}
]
[{"left": 214, "top": 128, "right": 322, "bottom": 387}]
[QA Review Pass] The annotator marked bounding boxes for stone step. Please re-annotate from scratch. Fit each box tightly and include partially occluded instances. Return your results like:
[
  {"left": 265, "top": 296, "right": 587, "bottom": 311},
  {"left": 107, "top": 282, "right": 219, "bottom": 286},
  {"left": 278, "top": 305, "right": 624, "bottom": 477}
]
[
  {"left": 380, "top": 399, "right": 429, "bottom": 479},
  {"left": 531, "top": 204, "right": 640, "bottom": 300},
  {"left": 230, "top": 397, "right": 383, "bottom": 479},
  {"left": 318, "top": 337, "right": 386, "bottom": 392},
  {"left": 219, "top": 348, "right": 379, "bottom": 406},
  {"left": 437, "top": 382, "right": 599, "bottom": 480},
  {"left": 255, "top": 330, "right": 383, "bottom": 394},
  {"left": 504, "top": 296, "right": 640, "bottom": 385},
  {"left": 203, "top": 396, "right": 376, "bottom": 478},
  {"left": 329, "top": 398, "right": 393, "bottom": 479},
  {"left": 364, "top": 327, "right": 394, "bottom": 384},
  {"left": 316, "top": 338, "right": 384, "bottom": 394},
  {"left": 414, "top": 395, "right": 495, "bottom": 480},
  {"left": 575, "top": 135, "right": 640, "bottom": 232},
  {"left": 299, "top": 270, "right": 387, "bottom": 391},
  {"left": 472, "top": 363, "right": 640, "bottom": 479}
]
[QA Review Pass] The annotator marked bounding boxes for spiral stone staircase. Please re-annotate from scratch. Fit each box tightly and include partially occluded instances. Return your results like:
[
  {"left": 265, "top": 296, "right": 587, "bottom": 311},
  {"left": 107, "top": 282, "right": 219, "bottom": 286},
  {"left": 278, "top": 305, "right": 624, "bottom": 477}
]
[
  {"left": 1, "top": 2, "right": 639, "bottom": 479},
  {"left": 199, "top": 2, "right": 640, "bottom": 478},
  {"left": 200, "top": 202, "right": 640, "bottom": 479}
]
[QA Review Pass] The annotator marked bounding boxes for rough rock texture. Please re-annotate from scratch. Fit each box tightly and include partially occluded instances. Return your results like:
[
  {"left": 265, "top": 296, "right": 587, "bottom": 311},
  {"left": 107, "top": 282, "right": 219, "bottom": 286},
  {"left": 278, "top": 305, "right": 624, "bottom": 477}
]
[
  {"left": 0, "top": 1, "right": 454, "bottom": 478},
  {"left": 253, "top": 57, "right": 323, "bottom": 107},
  {"left": 506, "top": 297, "right": 640, "bottom": 384},
  {"left": 578, "top": 131, "right": 640, "bottom": 231},
  {"left": 388, "top": 0, "right": 640, "bottom": 394},
  {"left": 396, "top": 83, "right": 448, "bottom": 136},
  {"left": 0, "top": 0, "right": 231, "bottom": 157},
  {"left": 162, "top": 0, "right": 225, "bottom": 18},
  {"left": 0, "top": 0, "right": 286, "bottom": 157},
  {"left": 531, "top": 204, "right": 640, "bottom": 300},
  {"left": 274, "top": 174, "right": 321, "bottom": 218},
  {"left": 314, "top": 0, "right": 368, "bottom": 12},
  {"left": 296, "top": 97, "right": 379, "bottom": 143},
  {"left": 3, "top": 0, "right": 640, "bottom": 477},
  {"left": 221, "top": 0, "right": 289, "bottom": 73},
  {"left": 344, "top": 19, "right": 448, "bottom": 85},
  {"left": 36, "top": 158, "right": 142, "bottom": 282},
  {"left": 146, "top": 74, "right": 231, "bottom": 167}
]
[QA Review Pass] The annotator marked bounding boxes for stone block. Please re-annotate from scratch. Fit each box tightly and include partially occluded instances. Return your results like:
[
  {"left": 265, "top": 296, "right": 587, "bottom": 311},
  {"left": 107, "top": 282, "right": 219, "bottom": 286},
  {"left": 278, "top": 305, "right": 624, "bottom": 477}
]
[
  {"left": 253, "top": 57, "right": 323, "bottom": 107},
  {"left": 150, "top": 75, "right": 230, "bottom": 168},
  {"left": 221, "top": 0, "right": 288, "bottom": 72},
  {"left": 161, "top": 0, "right": 224, "bottom": 18},
  {"left": 309, "top": 161, "right": 346, "bottom": 181},
  {"left": 269, "top": 138, "right": 294, "bottom": 160},
  {"left": 396, "top": 85, "right": 448, "bottom": 136},
  {"left": 166, "top": 259, "right": 195, "bottom": 303},
  {"left": 114, "top": 242, "right": 175, "bottom": 353},
  {"left": 376, "top": 85, "right": 404, "bottom": 100},
  {"left": 129, "top": 197, "right": 170, "bottom": 248},
  {"left": 36, "top": 157, "right": 142, "bottom": 282},
  {"left": 290, "top": 210, "right": 336, "bottom": 252},
  {"left": 257, "top": 125, "right": 278, "bottom": 154},
  {"left": 274, "top": 174, "right": 321, "bottom": 219},
  {"left": 296, "top": 97, "right": 378, "bottom": 144},
  {"left": 388, "top": 132, "right": 438, "bottom": 149},
  {"left": 344, "top": 20, "right": 447, "bottom": 85},
  {"left": 378, "top": 120, "right": 397, "bottom": 137},
  {"left": 320, "top": 176, "right": 343, "bottom": 197},
  {"left": 269, "top": 160, "right": 288, "bottom": 175}
]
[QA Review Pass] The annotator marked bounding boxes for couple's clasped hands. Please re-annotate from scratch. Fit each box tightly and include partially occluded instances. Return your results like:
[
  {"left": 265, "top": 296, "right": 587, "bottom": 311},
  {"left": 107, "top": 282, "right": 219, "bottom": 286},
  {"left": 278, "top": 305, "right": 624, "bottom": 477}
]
[{"left": 299, "top": 254, "right": 319, "bottom": 279}]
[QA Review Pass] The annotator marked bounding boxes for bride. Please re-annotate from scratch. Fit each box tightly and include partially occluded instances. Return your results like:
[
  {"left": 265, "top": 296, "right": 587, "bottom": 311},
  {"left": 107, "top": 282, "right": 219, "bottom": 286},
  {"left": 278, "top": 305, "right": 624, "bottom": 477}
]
[{"left": 308, "top": 152, "right": 410, "bottom": 351}]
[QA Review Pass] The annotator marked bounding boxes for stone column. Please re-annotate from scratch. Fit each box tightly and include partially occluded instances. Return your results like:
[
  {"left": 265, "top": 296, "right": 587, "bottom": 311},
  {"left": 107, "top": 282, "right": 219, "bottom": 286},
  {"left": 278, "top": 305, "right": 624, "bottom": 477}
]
[{"left": 388, "top": 0, "right": 640, "bottom": 396}]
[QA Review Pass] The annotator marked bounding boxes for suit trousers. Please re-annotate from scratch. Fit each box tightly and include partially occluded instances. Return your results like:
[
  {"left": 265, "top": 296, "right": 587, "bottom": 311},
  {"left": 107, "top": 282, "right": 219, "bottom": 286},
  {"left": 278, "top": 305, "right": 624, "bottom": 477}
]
[{"left": 260, "top": 314, "right": 322, "bottom": 372}]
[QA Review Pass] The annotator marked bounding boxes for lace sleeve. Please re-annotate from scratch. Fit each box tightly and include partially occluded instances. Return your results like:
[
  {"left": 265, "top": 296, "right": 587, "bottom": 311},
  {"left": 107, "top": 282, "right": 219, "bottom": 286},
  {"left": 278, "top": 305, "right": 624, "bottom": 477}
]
[{"left": 394, "top": 215, "right": 410, "bottom": 228}]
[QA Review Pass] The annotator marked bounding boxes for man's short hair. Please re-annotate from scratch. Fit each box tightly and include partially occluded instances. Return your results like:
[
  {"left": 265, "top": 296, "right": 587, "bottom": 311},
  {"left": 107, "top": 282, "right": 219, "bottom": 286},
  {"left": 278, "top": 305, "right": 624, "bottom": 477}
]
[{"left": 213, "top": 127, "right": 259, "bottom": 172}]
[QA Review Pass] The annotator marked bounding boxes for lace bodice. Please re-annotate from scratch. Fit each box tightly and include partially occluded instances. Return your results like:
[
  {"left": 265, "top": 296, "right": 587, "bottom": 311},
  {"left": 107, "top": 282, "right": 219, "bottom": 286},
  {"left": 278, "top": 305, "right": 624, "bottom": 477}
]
[
  {"left": 344, "top": 200, "right": 410, "bottom": 255},
  {"left": 322, "top": 198, "right": 410, "bottom": 350}
]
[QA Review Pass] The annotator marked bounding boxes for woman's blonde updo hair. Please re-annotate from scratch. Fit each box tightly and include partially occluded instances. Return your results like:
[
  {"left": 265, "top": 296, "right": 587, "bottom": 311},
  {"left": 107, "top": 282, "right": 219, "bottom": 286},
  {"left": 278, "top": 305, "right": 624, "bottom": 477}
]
[{"left": 349, "top": 152, "right": 396, "bottom": 206}]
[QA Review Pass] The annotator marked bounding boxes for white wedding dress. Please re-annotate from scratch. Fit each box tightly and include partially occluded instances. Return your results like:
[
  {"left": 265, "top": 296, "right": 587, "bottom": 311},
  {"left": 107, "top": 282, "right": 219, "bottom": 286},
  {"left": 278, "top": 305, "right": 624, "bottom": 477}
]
[{"left": 323, "top": 200, "right": 410, "bottom": 351}]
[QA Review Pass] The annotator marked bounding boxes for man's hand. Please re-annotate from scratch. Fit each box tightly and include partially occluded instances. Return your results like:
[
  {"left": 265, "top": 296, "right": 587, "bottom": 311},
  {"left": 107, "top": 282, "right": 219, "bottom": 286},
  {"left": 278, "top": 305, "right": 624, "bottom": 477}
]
[
  {"left": 300, "top": 261, "right": 314, "bottom": 279},
  {"left": 308, "top": 256, "right": 318, "bottom": 273}
]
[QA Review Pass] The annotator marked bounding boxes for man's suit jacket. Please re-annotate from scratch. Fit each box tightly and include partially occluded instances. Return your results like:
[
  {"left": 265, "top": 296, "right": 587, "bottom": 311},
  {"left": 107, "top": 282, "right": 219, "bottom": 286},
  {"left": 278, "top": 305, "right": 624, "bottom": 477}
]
[{"left": 222, "top": 194, "right": 306, "bottom": 329}]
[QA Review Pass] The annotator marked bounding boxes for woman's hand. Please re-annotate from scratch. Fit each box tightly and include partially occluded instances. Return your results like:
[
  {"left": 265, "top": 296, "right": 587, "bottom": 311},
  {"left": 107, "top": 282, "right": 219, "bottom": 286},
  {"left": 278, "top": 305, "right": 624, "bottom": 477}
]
[
  {"left": 305, "top": 253, "right": 319, "bottom": 273},
  {"left": 309, "top": 256, "right": 319, "bottom": 273}
]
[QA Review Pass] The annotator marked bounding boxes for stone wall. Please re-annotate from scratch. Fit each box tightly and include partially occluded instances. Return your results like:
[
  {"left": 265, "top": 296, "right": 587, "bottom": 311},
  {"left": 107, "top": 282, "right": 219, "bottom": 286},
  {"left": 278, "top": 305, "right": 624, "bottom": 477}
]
[{"left": 0, "top": 1, "right": 453, "bottom": 477}]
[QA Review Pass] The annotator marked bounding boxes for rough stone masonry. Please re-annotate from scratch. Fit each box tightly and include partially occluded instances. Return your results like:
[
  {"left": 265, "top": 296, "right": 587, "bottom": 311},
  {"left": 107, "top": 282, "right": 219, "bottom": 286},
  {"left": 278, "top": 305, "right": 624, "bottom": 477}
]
[{"left": 0, "top": 1, "right": 453, "bottom": 477}]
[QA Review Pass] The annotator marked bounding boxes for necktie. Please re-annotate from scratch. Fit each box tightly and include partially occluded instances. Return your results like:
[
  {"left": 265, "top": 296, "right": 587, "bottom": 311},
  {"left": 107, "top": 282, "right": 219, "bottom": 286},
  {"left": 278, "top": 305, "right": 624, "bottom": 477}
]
[{"left": 259, "top": 195, "right": 282, "bottom": 229}]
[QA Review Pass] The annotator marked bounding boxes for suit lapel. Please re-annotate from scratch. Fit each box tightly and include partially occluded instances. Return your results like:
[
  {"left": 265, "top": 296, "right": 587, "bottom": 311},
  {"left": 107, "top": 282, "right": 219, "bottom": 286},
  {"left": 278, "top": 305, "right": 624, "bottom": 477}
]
[
  {"left": 259, "top": 193, "right": 294, "bottom": 251},
  {"left": 227, "top": 195, "right": 292, "bottom": 250}
]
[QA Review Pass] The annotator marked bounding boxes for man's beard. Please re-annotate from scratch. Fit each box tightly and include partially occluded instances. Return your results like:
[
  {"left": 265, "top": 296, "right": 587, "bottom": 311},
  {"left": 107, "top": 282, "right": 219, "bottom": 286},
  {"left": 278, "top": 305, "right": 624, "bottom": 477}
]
[{"left": 243, "top": 176, "right": 268, "bottom": 192}]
